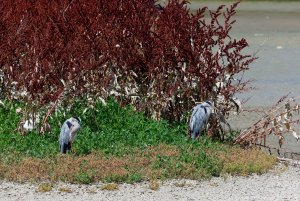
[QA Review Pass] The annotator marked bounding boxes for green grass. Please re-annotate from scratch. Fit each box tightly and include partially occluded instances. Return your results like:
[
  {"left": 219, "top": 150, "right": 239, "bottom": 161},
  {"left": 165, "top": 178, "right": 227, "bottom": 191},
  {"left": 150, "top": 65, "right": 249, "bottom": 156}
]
[
  {"left": 0, "top": 99, "right": 181, "bottom": 156},
  {"left": 0, "top": 99, "right": 276, "bottom": 184},
  {"left": 0, "top": 99, "right": 189, "bottom": 157}
]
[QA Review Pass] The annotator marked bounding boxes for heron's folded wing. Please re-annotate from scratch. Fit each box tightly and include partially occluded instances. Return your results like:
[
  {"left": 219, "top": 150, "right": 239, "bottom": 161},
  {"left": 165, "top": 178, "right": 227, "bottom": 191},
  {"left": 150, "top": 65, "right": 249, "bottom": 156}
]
[
  {"left": 190, "top": 105, "right": 206, "bottom": 130},
  {"left": 59, "top": 122, "right": 70, "bottom": 144}
]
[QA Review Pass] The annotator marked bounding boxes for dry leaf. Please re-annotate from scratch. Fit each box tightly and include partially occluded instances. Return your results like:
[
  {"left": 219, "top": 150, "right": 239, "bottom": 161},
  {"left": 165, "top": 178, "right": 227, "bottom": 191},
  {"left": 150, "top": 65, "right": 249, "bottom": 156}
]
[{"left": 285, "top": 123, "right": 291, "bottom": 130}]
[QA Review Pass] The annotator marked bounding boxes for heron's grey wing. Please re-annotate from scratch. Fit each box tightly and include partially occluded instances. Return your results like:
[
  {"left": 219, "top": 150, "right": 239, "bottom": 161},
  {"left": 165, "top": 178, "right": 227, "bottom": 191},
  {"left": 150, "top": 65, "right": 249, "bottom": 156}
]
[
  {"left": 190, "top": 106, "right": 199, "bottom": 131},
  {"left": 189, "top": 105, "right": 207, "bottom": 138},
  {"left": 59, "top": 121, "right": 71, "bottom": 145},
  {"left": 203, "top": 105, "right": 212, "bottom": 122}
]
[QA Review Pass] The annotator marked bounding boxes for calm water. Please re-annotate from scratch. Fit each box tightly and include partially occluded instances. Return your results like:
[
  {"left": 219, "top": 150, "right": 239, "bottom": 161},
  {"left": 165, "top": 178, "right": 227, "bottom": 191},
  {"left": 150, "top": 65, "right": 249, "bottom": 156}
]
[{"left": 235, "top": 33, "right": 300, "bottom": 107}]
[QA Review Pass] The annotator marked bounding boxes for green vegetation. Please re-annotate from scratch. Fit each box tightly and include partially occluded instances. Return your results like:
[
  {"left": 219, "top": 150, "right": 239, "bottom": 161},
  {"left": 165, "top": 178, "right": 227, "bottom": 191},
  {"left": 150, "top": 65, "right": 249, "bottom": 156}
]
[{"left": 0, "top": 99, "right": 276, "bottom": 184}]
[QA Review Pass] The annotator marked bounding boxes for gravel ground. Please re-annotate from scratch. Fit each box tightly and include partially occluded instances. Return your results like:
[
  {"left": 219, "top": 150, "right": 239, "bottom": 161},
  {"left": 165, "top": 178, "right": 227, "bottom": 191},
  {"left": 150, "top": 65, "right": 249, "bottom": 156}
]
[{"left": 1, "top": 162, "right": 300, "bottom": 201}]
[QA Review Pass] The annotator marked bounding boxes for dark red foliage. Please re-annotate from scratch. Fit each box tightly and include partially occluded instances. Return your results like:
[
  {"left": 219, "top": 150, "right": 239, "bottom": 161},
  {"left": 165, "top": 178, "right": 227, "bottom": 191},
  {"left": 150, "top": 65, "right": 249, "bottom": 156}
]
[{"left": 0, "top": 0, "right": 255, "bottom": 124}]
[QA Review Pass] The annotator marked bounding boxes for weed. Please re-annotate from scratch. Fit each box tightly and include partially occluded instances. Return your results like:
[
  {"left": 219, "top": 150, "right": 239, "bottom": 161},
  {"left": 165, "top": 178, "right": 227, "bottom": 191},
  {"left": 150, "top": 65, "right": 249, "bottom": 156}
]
[
  {"left": 101, "top": 183, "right": 119, "bottom": 191},
  {"left": 174, "top": 181, "right": 186, "bottom": 187},
  {"left": 58, "top": 187, "right": 72, "bottom": 193},
  {"left": 104, "top": 174, "right": 128, "bottom": 184},
  {"left": 221, "top": 148, "right": 277, "bottom": 176},
  {"left": 37, "top": 183, "right": 53, "bottom": 193},
  {"left": 87, "top": 188, "right": 97, "bottom": 194},
  {"left": 74, "top": 172, "right": 93, "bottom": 184},
  {"left": 149, "top": 179, "right": 159, "bottom": 191},
  {"left": 127, "top": 173, "right": 143, "bottom": 184},
  {"left": 209, "top": 182, "right": 219, "bottom": 187},
  {"left": 103, "top": 172, "right": 142, "bottom": 184}
]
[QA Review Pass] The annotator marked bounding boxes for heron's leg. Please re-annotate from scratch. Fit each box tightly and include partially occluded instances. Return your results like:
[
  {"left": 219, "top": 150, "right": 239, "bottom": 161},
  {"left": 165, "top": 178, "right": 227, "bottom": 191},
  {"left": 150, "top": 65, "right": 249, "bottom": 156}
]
[
  {"left": 195, "top": 132, "right": 200, "bottom": 139},
  {"left": 67, "top": 142, "right": 72, "bottom": 151},
  {"left": 61, "top": 143, "right": 68, "bottom": 154}
]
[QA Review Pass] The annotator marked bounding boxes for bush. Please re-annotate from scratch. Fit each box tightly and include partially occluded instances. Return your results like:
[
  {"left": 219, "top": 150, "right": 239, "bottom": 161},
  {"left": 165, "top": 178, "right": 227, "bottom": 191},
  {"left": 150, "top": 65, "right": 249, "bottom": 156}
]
[{"left": 0, "top": 0, "right": 255, "bottom": 130}]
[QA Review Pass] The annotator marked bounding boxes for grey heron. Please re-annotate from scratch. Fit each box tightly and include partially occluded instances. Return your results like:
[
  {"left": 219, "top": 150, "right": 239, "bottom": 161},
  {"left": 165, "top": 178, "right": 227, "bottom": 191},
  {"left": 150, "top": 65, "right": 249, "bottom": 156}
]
[
  {"left": 189, "top": 101, "right": 213, "bottom": 139},
  {"left": 59, "top": 117, "right": 81, "bottom": 154}
]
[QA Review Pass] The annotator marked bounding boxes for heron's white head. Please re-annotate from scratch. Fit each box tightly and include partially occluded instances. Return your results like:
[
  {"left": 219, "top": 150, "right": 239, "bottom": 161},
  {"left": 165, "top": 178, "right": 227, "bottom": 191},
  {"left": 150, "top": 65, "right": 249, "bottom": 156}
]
[
  {"left": 206, "top": 100, "right": 215, "bottom": 114},
  {"left": 195, "top": 100, "right": 214, "bottom": 107},
  {"left": 204, "top": 100, "right": 213, "bottom": 106}
]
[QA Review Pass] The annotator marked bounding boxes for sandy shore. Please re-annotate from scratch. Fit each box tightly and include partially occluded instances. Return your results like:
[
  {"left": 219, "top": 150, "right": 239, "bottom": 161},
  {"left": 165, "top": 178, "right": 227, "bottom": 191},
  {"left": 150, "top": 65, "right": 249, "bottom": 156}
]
[{"left": 1, "top": 161, "right": 300, "bottom": 201}]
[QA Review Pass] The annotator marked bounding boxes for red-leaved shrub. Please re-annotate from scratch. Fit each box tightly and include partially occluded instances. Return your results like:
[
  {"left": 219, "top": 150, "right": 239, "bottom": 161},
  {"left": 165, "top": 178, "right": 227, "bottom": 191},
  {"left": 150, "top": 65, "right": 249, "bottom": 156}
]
[{"left": 0, "top": 0, "right": 255, "bottom": 134}]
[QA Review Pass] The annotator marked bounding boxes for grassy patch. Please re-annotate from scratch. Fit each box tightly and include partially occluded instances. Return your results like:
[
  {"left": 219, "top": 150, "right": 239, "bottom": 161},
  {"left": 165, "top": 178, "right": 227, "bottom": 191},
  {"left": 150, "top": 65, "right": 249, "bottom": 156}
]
[
  {"left": 221, "top": 147, "right": 277, "bottom": 176},
  {"left": 0, "top": 99, "right": 276, "bottom": 183},
  {"left": 74, "top": 171, "right": 93, "bottom": 184}
]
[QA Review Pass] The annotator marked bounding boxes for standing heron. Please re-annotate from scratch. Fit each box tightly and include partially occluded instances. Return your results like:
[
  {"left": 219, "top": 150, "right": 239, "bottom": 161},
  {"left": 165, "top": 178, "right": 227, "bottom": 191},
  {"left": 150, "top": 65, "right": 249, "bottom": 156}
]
[
  {"left": 189, "top": 101, "right": 213, "bottom": 139},
  {"left": 59, "top": 117, "right": 81, "bottom": 154}
]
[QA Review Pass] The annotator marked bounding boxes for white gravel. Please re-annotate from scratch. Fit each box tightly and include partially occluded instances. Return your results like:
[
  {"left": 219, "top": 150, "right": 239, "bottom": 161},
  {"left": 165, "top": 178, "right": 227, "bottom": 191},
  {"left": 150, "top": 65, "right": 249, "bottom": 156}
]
[{"left": 1, "top": 162, "right": 300, "bottom": 201}]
